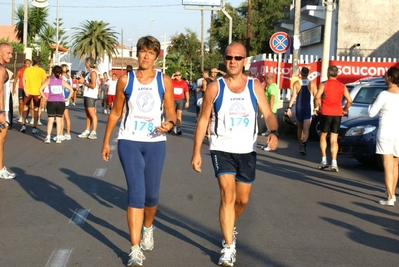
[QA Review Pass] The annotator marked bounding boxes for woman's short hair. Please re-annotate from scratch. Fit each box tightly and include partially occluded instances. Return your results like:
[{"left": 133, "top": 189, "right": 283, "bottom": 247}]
[
  {"left": 61, "top": 63, "right": 69, "bottom": 73},
  {"left": 136, "top": 36, "right": 161, "bottom": 58},
  {"left": 86, "top": 57, "right": 96, "bottom": 68},
  {"left": 387, "top": 67, "right": 399, "bottom": 84}
]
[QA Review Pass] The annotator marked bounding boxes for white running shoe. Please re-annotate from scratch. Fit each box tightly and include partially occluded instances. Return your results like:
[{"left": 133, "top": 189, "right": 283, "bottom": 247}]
[
  {"left": 64, "top": 134, "right": 72, "bottom": 141},
  {"left": 0, "top": 166, "right": 16, "bottom": 179},
  {"left": 78, "top": 131, "right": 90, "bottom": 138},
  {"left": 53, "top": 135, "right": 65, "bottom": 142},
  {"left": 218, "top": 245, "right": 236, "bottom": 266},
  {"left": 44, "top": 137, "right": 51, "bottom": 144},
  {"left": 318, "top": 161, "right": 329, "bottom": 170},
  {"left": 330, "top": 164, "right": 339, "bottom": 172},
  {"left": 17, "top": 117, "right": 22, "bottom": 123},
  {"left": 88, "top": 131, "right": 97, "bottom": 139},
  {"left": 127, "top": 245, "right": 146, "bottom": 267},
  {"left": 261, "top": 145, "right": 275, "bottom": 151},
  {"left": 140, "top": 225, "right": 154, "bottom": 251},
  {"left": 38, "top": 120, "right": 42, "bottom": 126},
  {"left": 379, "top": 198, "right": 395, "bottom": 206},
  {"left": 32, "top": 128, "right": 39, "bottom": 134}
]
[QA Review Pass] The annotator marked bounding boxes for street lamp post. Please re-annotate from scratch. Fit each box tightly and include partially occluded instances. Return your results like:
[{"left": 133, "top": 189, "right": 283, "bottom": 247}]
[{"left": 55, "top": 0, "right": 60, "bottom": 65}]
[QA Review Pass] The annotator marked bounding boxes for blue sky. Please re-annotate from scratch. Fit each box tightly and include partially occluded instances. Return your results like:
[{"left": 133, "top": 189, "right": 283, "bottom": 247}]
[{"left": 1, "top": 0, "right": 244, "bottom": 45}]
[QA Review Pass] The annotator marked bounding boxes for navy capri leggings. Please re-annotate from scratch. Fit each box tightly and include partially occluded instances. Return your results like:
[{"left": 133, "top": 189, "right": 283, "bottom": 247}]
[{"left": 118, "top": 140, "right": 166, "bottom": 208}]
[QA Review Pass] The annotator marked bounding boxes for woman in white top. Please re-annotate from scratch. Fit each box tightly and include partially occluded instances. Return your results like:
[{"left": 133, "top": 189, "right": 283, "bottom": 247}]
[
  {"left": 77, "top": 57, "right": 99, "bottom": 139},
  {"left": 368, "top": 66, "right": 399, "bottom": 206},
  {"left": 60, "top": 64, "right": 72, "bottom": 140}
]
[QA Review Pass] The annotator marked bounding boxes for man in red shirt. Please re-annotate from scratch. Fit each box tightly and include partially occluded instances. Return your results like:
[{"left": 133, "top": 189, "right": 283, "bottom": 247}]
[
  {"left": 13, "top": 59, "right": 31, "bottom": 122},
  {"left": 171, "top": 71, "right": 189, "bottom": 135},
  {"left": 314, "top": 65, "right": 352, "bottom": 172}
]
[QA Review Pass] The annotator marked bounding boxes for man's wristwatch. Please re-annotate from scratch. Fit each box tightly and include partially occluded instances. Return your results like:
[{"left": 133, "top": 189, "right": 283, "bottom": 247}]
[{"left": 269, "top": 130, "right": 279, "bottom": 138}]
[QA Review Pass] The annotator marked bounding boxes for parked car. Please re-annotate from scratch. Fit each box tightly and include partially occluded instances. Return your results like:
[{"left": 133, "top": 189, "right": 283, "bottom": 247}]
[
  {"left": 284, "top": 79, "right": 387, "bottom": 139},
  {"left": 338, "top": 115, "right": 382, "bottom": 169}
]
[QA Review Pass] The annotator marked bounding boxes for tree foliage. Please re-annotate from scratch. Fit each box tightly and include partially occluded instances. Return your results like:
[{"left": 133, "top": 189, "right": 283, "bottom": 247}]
[
  {"left": 209, "top": 0, "right": 291, "bottom": 56},
  {"left": 167, "top": 29, "right": 201, "bottom": 79},
  {"left": 15, "top": 6, "right": 49, "bottom": 47},
  {"left": 71, "top": 20, "right": 119, "bottom": 64}
]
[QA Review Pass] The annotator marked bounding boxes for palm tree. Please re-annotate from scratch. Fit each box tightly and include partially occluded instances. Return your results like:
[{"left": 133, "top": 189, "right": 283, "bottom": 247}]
[
  {"left": 15, "top": 5, "right": 49, "bottom": 46},
  {"left": 165, "top": 52, "right": 187, "bottom": 77},
  {"left": 71, "top": 20, "right": 119, "bottom": 64}
]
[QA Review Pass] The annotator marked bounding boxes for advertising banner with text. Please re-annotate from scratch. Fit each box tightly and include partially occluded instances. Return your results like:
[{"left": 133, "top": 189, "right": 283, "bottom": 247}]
[{"left": 250, "top": 60, "right": 399, "bottom": 88}]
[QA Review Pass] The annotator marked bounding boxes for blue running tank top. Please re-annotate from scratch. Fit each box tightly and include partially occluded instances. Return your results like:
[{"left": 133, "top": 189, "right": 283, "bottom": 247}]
[{"left": 295, "top": 79, "right": 313, "bottom": 117}]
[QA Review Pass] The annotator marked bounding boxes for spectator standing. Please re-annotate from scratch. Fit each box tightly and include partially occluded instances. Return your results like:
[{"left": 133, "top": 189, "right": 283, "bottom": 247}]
[
  {"left": 106, "top": 73, "right": 118, "bottom": 114},
  {"left": 13, "top": 59, "right": 31, "bottom": 122},
  {"left": 101, "top": 36, "right": 176, "bottom": 267},
  {"left": 191, "top": 42, "right": 278, "bottom": 267},
  {"left": 71, "top": 73, "right": 78, "bottom": 105},
  {"left": 171, "top": 70, "right": 189, "bottom": 135},
  {"left": 21, "top": 55, "right": 47, "bottom": 134},
  {"left": 314, "top": 65, "right": 352, "bottom": 171},
  {"left": 286, "top": 67, "right": 317, "bottom": 155},
  {"left": 100, "top": 72, "right": 109, "bottom": 114},
  {"left": 261, "top": 72, "right": 279, "bottom": 151},
  {"left": 368, "top": 67, "right": 399, "bottom": 206},
  {"left": 77, "top": 57, "right": 99, "bottom": 140},
  {"left": 210, "top": 67, "right": 226, "bottom": 81},
  {"left": 60, "top": 64, "right": 72, "bottom": 140},
  {"left": 0, "top": 43, "right": 15, "bottom": 179}
]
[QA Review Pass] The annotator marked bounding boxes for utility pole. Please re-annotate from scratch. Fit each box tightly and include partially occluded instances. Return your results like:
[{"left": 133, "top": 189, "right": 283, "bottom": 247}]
[
  {"left": 121, "top": 28, "right": 124, "bottom": 74},
  {"left": 11, "top": 0, "right": 15, "bottom": 25},
  {"left": 201, "top": 9, "right": 204, "bottom": 71},
  {"left": 321, "top": 0, "right": 334, "bottom": 81},
  {"left": 246, "top": 0, "right": 251, "bottom": 53},
  {"left": 291, "top": 0, "right": 301, "bottom": 80}
]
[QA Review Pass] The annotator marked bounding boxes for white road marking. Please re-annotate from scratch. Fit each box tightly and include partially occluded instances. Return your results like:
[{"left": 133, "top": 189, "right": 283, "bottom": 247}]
[
  {"left": 69, "top": 209, "right": 90, "bottom": 226},
  {"left": 94, "top": 168, "right": 106, "bottom": 177},
  {"left": 45, "top": 248, "right": 73, "bottom": 267}
]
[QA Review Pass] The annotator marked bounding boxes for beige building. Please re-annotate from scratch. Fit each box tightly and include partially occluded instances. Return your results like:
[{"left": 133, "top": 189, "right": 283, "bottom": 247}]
[{"left": 276, "top": 0, "right": 399, "bottom": 60}]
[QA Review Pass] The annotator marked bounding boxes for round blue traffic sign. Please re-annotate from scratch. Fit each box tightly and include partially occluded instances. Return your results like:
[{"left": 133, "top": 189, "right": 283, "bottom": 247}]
[{"left": 269, "top": 32, "right": 291, "bottom": 54}]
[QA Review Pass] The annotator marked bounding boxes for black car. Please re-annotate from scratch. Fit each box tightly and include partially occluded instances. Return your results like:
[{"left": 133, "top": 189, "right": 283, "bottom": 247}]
[{"left": 338, "top": 115, "right": 382, "bottom": 168}]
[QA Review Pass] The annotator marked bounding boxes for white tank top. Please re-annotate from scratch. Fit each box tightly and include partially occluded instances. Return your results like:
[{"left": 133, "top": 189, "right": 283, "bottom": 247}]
[
  {"left": 83, "top": 70, "right": 98, "bottom": 99},
  {"left": 118, "top": 70, "right": 166, "bottom": 142},
  {"left": 209, "top": 77, "right": 258, "bottom": 153}
]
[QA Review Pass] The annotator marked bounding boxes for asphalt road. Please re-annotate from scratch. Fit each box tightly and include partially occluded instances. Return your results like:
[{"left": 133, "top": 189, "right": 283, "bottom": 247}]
[{"left": 1, "top": 99, "right": 398, "bottom": 267}]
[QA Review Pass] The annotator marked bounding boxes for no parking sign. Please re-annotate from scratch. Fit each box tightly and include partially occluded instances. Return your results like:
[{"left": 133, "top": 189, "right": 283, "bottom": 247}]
[{"left": 269, "top": 32, "right": 291, "bottom": 54}]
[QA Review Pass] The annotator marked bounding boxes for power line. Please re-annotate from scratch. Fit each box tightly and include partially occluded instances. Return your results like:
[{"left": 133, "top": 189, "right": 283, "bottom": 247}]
[{"left": 0, "top": 2, "right": 181, "bottom": 9}]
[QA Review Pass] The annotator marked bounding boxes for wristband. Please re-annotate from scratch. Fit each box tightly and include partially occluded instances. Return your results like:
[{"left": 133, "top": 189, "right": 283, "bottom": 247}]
[
  {"left": 287, "top": 107, "right": 291, "bottom": 109},
  {"left": 269, "top": 130, "right": 279, "bottom": 139},
  {"left": 168, "top": 120, "right": 176, "bottom": 127}
]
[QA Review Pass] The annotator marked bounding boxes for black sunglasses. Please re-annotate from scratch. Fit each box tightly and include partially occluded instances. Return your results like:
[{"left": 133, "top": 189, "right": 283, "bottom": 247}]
[{"left": 225, "top": 55, "right": 245, "bottom": 61}]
